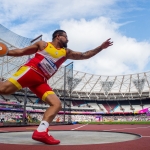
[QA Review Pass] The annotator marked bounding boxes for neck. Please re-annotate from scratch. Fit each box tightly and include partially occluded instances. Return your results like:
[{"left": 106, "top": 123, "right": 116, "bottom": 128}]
[{"left": 51, "top": 41, "right": 62, "bottom": 49}]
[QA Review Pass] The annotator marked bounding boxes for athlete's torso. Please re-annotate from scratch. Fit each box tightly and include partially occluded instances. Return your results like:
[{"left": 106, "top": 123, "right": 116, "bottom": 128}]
[{"left": 25, "top": 42, "right": 67, "bottom": 79}]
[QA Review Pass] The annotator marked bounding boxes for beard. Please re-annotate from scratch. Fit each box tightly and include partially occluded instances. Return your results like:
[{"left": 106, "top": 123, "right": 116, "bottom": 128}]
[
  {"left": 63, "top": 42, "right": 67, "bottom": 48},
  {"left": 60, "top": 39, "right": 67, "bottom": 48}
]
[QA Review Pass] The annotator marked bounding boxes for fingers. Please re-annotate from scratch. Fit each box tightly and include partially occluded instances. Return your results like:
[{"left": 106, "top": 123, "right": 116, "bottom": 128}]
[
  {"left": 107, "top": 38, "right": 113, "bottom": 46},
  {"left": 107, "top": 38, "right": 113, "bottom": 42},
  {"left": 100, "top": 38, "right": 113, "bottom": 49},
  {"left": 107, "top": 38, "right": 111, "bottom": 41},
  {"left": 109, "top": 41, "right": 113, "bottom": 46}
]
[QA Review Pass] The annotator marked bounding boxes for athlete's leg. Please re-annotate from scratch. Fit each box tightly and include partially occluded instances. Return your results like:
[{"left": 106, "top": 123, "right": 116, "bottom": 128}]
[
  {"left": 29, "top": 83, "right": 62, "bottom": 124},
  {"left": 30, "top": 83, "right": 61, "bottom": 144},
  {"left": 0, "top": 80, "right": 19, "bottom": 95},
  {"left": 1, "top": 66, "right": 46, "bottom": 96},
  {"left": 42, "top": 94, "right": 62, "bottom": 123},
  {"left": 0, "top": 66, "right": 33, "bottom": 95}
]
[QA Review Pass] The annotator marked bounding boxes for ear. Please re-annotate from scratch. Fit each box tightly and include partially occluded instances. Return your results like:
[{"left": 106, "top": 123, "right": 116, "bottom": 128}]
[
  {"left": 56, "top": 34, "right": 60, "bottom": 40},
  {"left": 57, "top": 35, "right": 62, "bottom": 41}
]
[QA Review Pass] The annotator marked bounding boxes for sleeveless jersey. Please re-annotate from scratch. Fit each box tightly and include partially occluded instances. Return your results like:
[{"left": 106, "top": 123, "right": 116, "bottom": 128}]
[{"left": 25, "top": 42, "right": 66, "bottom": 79}]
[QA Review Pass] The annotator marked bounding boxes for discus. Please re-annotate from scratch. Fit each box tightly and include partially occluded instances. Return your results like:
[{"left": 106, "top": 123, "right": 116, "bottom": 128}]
[{"left": 0, "top": 42, "right": 8, "bottom": 57}]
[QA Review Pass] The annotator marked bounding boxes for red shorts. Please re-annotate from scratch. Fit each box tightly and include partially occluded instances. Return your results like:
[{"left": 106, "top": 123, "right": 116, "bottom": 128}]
[{"left": 8, "top": 66, "right": 55, "bottom": 101}]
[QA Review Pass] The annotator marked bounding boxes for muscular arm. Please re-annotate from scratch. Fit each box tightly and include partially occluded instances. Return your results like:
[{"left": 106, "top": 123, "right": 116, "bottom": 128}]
[
  {"left": 66, "top": 38, "right": 113, "bottom": 60},
  {"left": 7, "top": 41, "right": 47, "bottom": 57}
]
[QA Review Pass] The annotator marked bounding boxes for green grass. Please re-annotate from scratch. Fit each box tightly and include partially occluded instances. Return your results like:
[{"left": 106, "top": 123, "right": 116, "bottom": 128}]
[{"left": 79, "top": 121, "right": 150, "bottom": 125}]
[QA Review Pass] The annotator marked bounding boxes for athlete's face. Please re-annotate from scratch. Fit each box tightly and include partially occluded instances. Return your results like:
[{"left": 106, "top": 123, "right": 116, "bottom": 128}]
[{"left": 59, "top": 33, "right": 68, "bottom": 48}]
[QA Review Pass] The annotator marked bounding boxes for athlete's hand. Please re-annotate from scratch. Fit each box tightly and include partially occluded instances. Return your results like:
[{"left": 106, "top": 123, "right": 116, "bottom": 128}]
[{"left": 100, "top": 38, "right": 113, "bottom": 49}]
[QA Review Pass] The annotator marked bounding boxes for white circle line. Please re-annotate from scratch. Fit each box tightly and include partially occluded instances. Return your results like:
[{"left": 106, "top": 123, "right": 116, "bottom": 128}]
[{"left": 71, "top": 124, "right": 88, "bottom": 130}]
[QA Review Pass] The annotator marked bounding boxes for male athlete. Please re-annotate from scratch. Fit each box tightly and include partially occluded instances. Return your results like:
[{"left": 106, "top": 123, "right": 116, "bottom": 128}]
[{"left": 0, "top": 30, "right": 113, "bottom": 144}]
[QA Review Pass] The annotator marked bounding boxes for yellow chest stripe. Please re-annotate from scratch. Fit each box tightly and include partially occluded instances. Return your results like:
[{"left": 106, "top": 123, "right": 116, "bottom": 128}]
[{"left": 44, "top": 43, "right": 66, "bottom": 58}]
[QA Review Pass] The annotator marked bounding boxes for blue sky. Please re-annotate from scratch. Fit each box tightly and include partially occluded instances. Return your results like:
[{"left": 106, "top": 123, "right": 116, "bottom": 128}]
[
  {"left": 117, "top": 1, "right": 150, "bottom": 41},
  {"left": 0, "top": 0, "right": 150, "bottom": 75}
]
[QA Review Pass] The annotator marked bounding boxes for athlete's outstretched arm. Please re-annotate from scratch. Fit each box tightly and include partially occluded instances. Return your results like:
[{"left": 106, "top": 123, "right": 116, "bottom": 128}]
[
  {"left": 66, "top": 38, "right": 113, "bottom": 60},
  {"left": 7, "top": 41, "right": 47, "bottom": 57}
]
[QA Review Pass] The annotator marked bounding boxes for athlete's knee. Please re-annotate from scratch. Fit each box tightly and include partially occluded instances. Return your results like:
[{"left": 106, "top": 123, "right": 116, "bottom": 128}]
[
  {"left": 52, "top": 101, "right": 62, "bottom": 113},
  {"left": 54, "top": 101, "right": 62, "bottom": 110},
  {"left": 45, "top": 94, "right": 62, "bottom": 110},
  {"left": 58, "top": 102, "right": 62, "bottom": 110}
]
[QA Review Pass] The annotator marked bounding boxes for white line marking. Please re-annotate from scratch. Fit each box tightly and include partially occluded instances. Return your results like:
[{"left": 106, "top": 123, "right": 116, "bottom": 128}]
[
  {"left": 71, "top": 124, "right": 88, "bottom": 130},
  {"left": 142, "top": 136, "right": 150, "bottom": 137},
  {"left": 0, "top": 130, "right": 7, "bottom": 132},
  {"left": 103, "top": 126, "right": 150, "bottom": 131}
]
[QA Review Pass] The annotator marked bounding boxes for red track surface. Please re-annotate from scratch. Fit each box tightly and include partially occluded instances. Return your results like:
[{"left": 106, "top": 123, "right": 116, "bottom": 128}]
[{"left": 0, "top": 124, "right": 150, "bottom": 150}]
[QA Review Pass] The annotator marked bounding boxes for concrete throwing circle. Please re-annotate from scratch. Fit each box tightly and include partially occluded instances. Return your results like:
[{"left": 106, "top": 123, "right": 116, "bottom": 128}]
[{"left": 0, "top": 131, "right": 140, "bottom": 145}]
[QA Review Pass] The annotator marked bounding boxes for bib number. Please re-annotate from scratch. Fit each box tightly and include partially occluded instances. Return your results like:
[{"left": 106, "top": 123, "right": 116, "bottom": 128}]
[{"left": 38, "top": 57, "right": 57, "bottom": 77}]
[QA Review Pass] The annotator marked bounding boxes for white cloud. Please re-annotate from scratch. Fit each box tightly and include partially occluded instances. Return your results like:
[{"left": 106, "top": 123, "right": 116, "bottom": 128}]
[
  {"left": 0, "top": 0, "right": 119, "bottom": 37},
  {"left": 0, "top": 0, "right": 150, "bottom": 76},
  {"left": 60, "top": 17, "right": 150, "bottom": 75}
]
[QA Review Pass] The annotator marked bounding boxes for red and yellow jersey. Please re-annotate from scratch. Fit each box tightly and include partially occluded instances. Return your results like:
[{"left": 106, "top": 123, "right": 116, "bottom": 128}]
[{"left": 25, "top": 42, "right": 67, "bottom": 79}]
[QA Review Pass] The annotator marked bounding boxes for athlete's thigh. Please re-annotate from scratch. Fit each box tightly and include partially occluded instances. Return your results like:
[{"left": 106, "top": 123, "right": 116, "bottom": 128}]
[
  {"left": 0, "top": 80, "right": 18, "bottom": 94},
  {"left": 29, "top": 83, "right": 61, "bottom": 106}
]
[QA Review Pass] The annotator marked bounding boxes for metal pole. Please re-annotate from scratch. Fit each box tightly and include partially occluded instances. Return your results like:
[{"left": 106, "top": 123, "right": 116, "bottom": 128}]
[
  {"left": 23, "top": 88, "right": 27, "bottom": 124},
  {"left": 63, "top": 62, "right": 73, "bottom": 123},
  {"left": 63, "top": 66, "right": 66, "bottom": 123}
]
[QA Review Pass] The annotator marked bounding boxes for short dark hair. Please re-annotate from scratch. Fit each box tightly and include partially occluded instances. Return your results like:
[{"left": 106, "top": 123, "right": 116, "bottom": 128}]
[{"left": 52, "top": 30, "right": 66, "bottom": 40}]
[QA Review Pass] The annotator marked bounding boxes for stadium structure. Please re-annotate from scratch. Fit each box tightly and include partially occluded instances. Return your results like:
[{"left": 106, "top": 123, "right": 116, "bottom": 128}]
[{"left": 0, "top": 24, "right": 150, "bottom": 124}]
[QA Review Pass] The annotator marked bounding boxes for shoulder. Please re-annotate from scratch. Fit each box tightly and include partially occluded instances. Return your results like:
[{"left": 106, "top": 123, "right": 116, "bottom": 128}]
[
  {"left": 35, "top": 41, "right": 49, "bottom": 51},
  {"left": 65, "top": 48, "right": 73, "bottom": 54},
  {"left": 37, "top": 40, "right": 47, "bottom": 47}
]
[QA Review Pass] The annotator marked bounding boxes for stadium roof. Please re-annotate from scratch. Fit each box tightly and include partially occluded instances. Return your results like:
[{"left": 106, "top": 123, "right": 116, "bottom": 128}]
[
  {"left": 49, "top": 66, "right": 150, "bottom": 100},
  {"left": 0, "top": 24, "right": 150, "bottom": 100}
]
